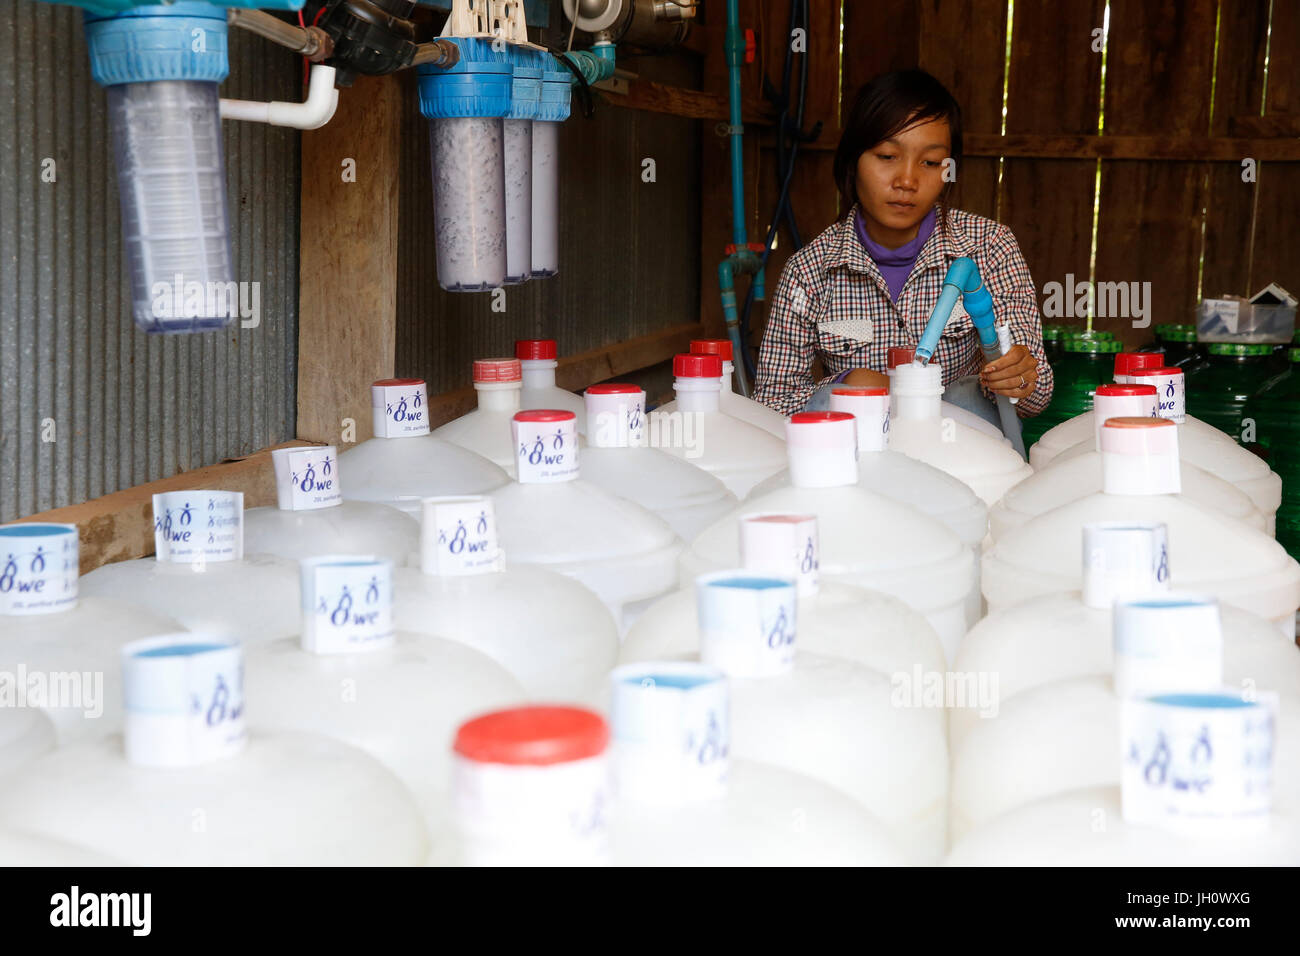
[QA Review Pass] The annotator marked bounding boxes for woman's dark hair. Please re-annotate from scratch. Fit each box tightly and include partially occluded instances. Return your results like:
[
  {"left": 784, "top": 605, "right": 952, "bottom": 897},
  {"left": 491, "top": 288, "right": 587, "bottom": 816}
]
[{"left": 834, "top": 69, "right": 963, "bottom": 224}]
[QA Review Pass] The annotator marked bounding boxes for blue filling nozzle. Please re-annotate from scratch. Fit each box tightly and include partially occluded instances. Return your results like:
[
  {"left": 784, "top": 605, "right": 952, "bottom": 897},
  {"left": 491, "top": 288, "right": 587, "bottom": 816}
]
[{"left": 914, "top": 257, "right": 997, "bottom": 364}]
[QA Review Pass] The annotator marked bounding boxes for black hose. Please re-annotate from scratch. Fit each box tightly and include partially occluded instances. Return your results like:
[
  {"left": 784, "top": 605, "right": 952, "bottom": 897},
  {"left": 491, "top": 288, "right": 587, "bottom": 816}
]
[{"left": 737, "top": 0, "right": 814, "bottom": 382}]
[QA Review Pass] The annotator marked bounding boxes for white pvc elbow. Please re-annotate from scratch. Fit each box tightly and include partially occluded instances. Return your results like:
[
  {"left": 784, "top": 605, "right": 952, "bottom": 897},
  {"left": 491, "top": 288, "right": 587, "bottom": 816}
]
[{"left": 219, "top": 64, "right": 340, "bottom": 130}]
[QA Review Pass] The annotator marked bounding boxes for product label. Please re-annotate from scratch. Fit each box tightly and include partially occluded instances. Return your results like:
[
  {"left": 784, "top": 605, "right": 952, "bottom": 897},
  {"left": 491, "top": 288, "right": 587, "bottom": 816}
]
[
  {"left": 1122, "top": 693, "right": 1274, "bottom": 834},
  {"left": 512, "top": 416, "right": 579, "bottom": 483},
  {"left": 696, "top": 574, "right": 797, "bottom": 678},
  {"left": 454, "top": 755, "right": 610, "bottom": 867},
  {"left": 300, "top": 557, "right": 395, "bottom": 654},
  {"left": 1148, "top": 372, "right": 1187, "bottom": 424},
  {"left": 1082, "top": 521, "right": 1170, "bottom": 608},
  {"left": 0, "top": 523, "right": 78, "bottom": 616},
  {"left": 274, "top": 446, "right": 342, "bottom": 511},
  {"left": 610, "top": 664, "right": 729, "bottom": 805},
  {"left": 121, "top": 636, "right": 247, "bottom": 768},
  {"left": 372, "top": 381, "right": 430, "bottom": 438},
  {"left": 420, "top": 497, "right": 502, "bottom": 576},
  {"left": 152, "top": 491, "right": 243, "bottom": 565},
  {"left": 588, "top": 395, "right": 646, "bottom": 448},
  {"left": 739, "top": 514, "right": 819, "bottom": 594}
]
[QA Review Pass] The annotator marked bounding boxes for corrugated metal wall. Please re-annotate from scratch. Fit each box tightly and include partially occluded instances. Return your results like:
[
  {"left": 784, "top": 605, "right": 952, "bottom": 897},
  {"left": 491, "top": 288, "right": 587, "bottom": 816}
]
[
  {"left": 395, "top": 13, "right": 702, "bottom": 387},
  {"left": 0, "top": 0, "right": 300, "bottom": 523}
]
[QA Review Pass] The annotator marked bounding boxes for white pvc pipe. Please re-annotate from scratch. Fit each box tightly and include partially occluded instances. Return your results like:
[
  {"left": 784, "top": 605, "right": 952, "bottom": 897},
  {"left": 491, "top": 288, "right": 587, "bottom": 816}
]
[{"left": 220, "top": 65, "right": 340, "bottom": 131}]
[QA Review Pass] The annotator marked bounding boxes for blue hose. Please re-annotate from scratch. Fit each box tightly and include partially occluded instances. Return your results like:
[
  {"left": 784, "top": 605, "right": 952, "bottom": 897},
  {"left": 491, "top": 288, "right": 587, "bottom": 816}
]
[{"left": 916, "top": 257, "right": 1027, "bottom": 459}]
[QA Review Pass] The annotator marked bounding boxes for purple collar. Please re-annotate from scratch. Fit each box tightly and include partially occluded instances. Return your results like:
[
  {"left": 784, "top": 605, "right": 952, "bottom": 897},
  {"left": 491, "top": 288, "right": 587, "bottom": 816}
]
[{"left": 855, "top": 205, "right": 938, "bottom": 301}]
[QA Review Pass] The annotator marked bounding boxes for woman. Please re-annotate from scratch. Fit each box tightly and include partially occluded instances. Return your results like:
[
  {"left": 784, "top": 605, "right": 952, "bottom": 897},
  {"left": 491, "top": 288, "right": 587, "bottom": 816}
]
[{"left": 754, "top": 69, "right": 1053, "bottom": 422}]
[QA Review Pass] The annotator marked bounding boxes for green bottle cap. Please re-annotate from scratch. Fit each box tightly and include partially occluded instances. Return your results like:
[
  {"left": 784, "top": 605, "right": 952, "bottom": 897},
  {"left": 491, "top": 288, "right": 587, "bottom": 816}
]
[
  {"left": 1063, "top": 335, "right": 1121, "bottom": 354},
  {"left": 1206, "top": 343, "right": 1275, "bottom": 357},
  {"left": 1155, "top": 323, "right": 1197, "bottom": 343}
]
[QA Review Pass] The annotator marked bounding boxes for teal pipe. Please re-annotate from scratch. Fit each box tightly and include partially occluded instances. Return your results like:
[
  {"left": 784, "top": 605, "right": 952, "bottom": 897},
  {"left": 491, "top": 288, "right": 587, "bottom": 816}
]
[
  {"left": 725, "top": 0, "right": 746, "bottom": 248},
  {"left": 915, "top": 257, "right": 1027, "bottom": 459},
  {"left": 716, "top": 0, "right": 760, "bottom": 396},
  {"left": 562, "top": 42, "right": 616, "bottom": 87}
]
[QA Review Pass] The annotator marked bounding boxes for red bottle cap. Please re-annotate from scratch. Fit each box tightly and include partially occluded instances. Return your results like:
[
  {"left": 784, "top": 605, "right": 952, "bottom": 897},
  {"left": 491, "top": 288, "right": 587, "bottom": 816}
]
[
  {"left": 673, "top": 354, "right": 723, "bottom": 378},
  {"left": 887, "top": 347, "right": 916, "bottom": 369},
  {"left": 454, "top": 706, "right": 609, "bottom": 766},
  {"left": 515, "top": 339, "right": 558, "bottom": 361},
  {"left": 585, "top": 383, "right": 642, "bottom": 395},
  {"left": 513, "top": 409, "right": 576, "bottom": 423},
  {"left": 690, "top": 339, "right": 734, "bottom": 361},
  {"left": 473, "top": 358, "right": 522, "bottom": 383}
]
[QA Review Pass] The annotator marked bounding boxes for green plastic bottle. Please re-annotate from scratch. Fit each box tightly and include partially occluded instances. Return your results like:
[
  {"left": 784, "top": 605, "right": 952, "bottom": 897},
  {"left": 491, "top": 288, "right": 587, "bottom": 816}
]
[
  {"left": 1022, "top": 334, "right": 1121, "bottom": 450},
  {"left": 1244, "top": 347, "right": 1300, "bottom": 561},
  {"left": 1142, "top": 323, "right": 1208, "bottom": 373},
  {"left": 1184, "top": 343, "right": 1278, "bottom": 444},
  {"left": 1042, "top": 325, "right": 1065, "bottom": 365}
]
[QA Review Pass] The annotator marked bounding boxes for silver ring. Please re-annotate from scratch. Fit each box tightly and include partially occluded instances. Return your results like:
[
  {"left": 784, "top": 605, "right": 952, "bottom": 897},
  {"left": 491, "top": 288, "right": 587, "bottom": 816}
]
[{"left": 1019, "top": 375, "right": 1027, "bottom": 389}]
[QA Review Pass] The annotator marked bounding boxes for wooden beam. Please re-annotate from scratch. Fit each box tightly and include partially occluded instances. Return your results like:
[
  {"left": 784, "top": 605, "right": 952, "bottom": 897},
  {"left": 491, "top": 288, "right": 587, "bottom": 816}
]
[
  {"left": 1228, "top": 114, "right": 1300, "bottom": 138},
  {"left": 297, "top": 73, "right": 404, "bottom": 447},
  {"left": 421, "top": 322, "right": 707, "bottom": 429},
  {"left": 792, "top": 134, "right": 1300, "bottom": 161},
  {"left": 965, "top": 134, "right": 1300, "bottom": 162},
  {"left": 553, "top": 321, "right": 704, "bottom": 390},
  {"left": 13, "top": 441, "right": 315, "bottom": 574},
  {"left": 598, "top": 77, "right": 777, "bottom": 124}
]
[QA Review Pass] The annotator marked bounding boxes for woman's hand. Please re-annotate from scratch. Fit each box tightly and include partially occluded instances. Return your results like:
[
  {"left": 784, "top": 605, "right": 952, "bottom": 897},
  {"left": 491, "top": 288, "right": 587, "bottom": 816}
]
[{"left": 981, "top": 345, "right": 1038, "bottom": 399}]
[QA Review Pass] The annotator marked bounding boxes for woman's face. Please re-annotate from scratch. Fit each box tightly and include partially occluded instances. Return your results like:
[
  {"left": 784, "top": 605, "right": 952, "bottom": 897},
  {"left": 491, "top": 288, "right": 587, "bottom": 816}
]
[{"left": 854, "top": 115, "right": 951, "bottom": 246}]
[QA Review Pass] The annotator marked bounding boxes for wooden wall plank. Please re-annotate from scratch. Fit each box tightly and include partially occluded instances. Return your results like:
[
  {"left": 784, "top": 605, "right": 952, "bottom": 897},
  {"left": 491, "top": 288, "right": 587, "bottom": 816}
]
[
  {"left": 918, "top": 0, "right": 1009, "bottom": 220},
  {"left": 748, "top": 0, "right": 843, "bottom": 359},
  {"left": 1000, "top": 0, "right": 1105, "bottom": 336},
  {"left": 14, "top": 441, "right": 313, "bottom": 573},
  {"left": 1201, "top": 0, "right": 1270, "bottom": 299},
  {"left": 1093, "top": 0, "right": 1217, "bottom": 347},
  {"left": 297, "top": 73, "right": 403, "bottom": 447},
  {"left": 1249, "top": 0, "right": 1300, "bottom": 296},
  {"left": 842, "top": 0, "right": 919, "bottom": 98}
]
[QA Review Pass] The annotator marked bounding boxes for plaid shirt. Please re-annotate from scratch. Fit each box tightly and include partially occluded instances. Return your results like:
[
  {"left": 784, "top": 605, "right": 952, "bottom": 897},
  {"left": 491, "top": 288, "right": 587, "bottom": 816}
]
[{"left": 754, "top": 204, "right": 1054, "bottom": 417}]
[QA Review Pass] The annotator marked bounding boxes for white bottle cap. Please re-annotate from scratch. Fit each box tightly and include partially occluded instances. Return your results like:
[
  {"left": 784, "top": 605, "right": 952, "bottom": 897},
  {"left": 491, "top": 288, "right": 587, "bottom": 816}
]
[
  {"left": 1081, "top": 520, "right": 1171, "bottom": 610},
  {"left": 785, "top": 411, "right": 859, "bottom": 488},
  {"left": 609, "top": 662, "right": 728, "bottom": 807},
  {"left": 695, "top": 570, "right": 797, "bottom": 678},
  {"left": 1091, "top": 384, "right": 1159, "bottom": 449},
  {"left": 1099, "top": 418, "right": 1181, "bottom": 495},
  {"left": 0, "top": 522, "right": 78, "bottom": 616},
  {"left": 153, "top": 491, "right": 243, "bottom": 566},
  {"left": 371, "top": 379, "right": 430, "bottom": 438},
  {"left": 738, "top": 513, "right": 819, "bottom": 596},
  {"left": 271, "top": 445, "right": 342, "bottom": 511},
  {"left": 584, "top": 384, "right": 646, "bottom": 449},
  {"left": 1113, "top": 593, "right": 1223, "bottom": 698},
  {"left": 890, "top": 361, "right": 944, "bottom": 420},
  {"left": 453, "top": 706, "right": 611, "bottom": 866},
  {"left": 121, "top": 634, "right": 247, "bottom": 768},
  {"left": 1122, "top": 690, "right": 1275, "bottom": 835},
  {"left": 511, "top": 410, "right": 579, "bottom": 483},
  {"left": 829, "top": 385, "right": 890, "bottom": 453},
  {"left": 419, "top": 495, "right": 503, "bottom": 576},
  {"left": 299, "top": 555, "right": 395, "bottom": 655},
  {"left": 1130, "top": 367, "right": 1187, "bottom": 424}
]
